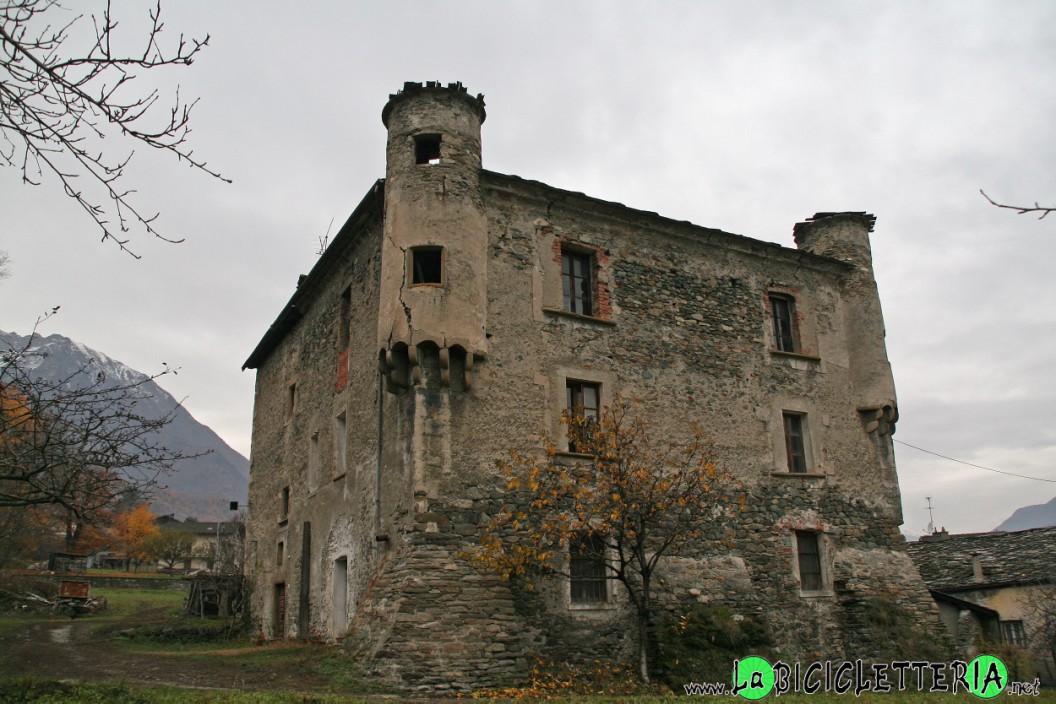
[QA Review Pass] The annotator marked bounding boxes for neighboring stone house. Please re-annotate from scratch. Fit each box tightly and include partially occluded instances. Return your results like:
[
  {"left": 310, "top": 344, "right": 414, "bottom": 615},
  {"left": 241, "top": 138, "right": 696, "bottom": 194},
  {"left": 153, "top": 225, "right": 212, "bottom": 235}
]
[
  {"left": 242, "top": 81, "right": 940, "bottom": 692},
  {"left": 908, "top": 527, "right": 1056, "bottom": 684}
]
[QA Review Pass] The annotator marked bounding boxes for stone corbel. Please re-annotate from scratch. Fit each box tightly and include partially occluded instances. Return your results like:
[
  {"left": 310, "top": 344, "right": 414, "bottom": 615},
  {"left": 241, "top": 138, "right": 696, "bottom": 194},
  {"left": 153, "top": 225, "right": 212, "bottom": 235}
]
[
  {"left": 858, "top": 402, "right": 898, "bottom": 437},
  {"left": 380, "top": 346, "right": 411, "bottom": 391},
  {"left": 439, "top": 346, "right": 450, "bottom": 387},
  {"left": 409, "top": 344, "right": 421, "bottom": 386}
]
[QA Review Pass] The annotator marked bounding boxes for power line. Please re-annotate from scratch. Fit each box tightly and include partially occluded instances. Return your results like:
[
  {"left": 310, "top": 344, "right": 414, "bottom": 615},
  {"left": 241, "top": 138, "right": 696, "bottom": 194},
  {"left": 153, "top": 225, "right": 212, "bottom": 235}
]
[{"left": 894, "top": 439, "right": 1056, "bottom": 483}]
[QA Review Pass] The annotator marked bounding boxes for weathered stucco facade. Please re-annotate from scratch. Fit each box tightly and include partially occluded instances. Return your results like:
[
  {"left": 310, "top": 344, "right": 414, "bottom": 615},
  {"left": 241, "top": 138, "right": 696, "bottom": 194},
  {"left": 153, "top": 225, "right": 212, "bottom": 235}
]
[{"left": 243, "top": 82, "right": 939, "bottom": 692}]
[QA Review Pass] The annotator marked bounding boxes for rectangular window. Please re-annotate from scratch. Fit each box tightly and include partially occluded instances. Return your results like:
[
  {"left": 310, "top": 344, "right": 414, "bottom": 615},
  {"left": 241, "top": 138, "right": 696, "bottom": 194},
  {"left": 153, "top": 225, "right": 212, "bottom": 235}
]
[
  {"left": 570, "top": 533, "right": 608, "bottom": 604},
  {"left": 286, "top": 383, "right": 297, "bottom": 420},
  {"left": 783, "top": 412, "right": 809, "bottom": 473},
  {"left": 410, "top": 246, "right": 443, "bottom": 285},
  {"left": 561, "top": 250, "right": 593, "bottom": 315},
  {"left": 336, "top": 288, "right": 352, "bottom": 392},
  {"left": 274, "top": 583, "right": 286, "bottom": 635},
  {"left": 276, "top": 541, "right": 284, "bottom": 566},
  {"left": 565, "top": 380, "right": 600, "bottom": 453},
  {"left": 414, "top": 134, "right": 441, "bottom": 165},
  {"left": 795, "top": 531, "right": 823, "bottom": 592},
  {"left": 334, "top": 412, "right": 347, "bottom": 478},
  {"left": 281, "top": 486, "right": 290, "bottom": 520},
  {"left": 770, "top": 294, "right": 797, "bottom": 352},
  {"left": 308, "top": 431, "right": 320, "bottom": 491},
  {"left": 338, "top": 287, "right": 351, "bottom": 349},
  {"left": 1001, "top": 620, "right": 1025, "bottom": 646}
]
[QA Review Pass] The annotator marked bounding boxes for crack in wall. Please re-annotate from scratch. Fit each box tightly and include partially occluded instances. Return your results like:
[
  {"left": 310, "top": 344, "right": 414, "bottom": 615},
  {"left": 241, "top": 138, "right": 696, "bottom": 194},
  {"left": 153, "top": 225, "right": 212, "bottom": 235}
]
[{"left": 387, "top": 235, "right": 414, "bottom": 346}]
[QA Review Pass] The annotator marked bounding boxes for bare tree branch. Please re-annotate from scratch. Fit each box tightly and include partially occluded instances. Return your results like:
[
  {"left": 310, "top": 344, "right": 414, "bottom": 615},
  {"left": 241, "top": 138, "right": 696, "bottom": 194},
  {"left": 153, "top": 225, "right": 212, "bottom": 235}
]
[
  {"left": 980, "top": 190, "right": 1055, "bottom": 220},
  {"left": 0, "top": 0, "right": 229, "bottom": 257},
  {"left": 0, "top": 313, "right": 206, "bottom": 524}
]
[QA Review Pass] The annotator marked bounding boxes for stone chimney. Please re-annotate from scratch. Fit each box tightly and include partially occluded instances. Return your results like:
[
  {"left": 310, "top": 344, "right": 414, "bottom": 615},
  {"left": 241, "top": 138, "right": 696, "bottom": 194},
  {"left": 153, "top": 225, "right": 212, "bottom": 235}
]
[{"left": 971, "top": 554, "right": 985, "bottom": 581}]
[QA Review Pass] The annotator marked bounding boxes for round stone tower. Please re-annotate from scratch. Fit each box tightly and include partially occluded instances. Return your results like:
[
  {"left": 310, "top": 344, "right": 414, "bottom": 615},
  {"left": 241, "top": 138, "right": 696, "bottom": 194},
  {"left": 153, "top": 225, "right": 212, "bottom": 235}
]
[{"left": 377, "top": 82, "right": 488, "bottom": 390}]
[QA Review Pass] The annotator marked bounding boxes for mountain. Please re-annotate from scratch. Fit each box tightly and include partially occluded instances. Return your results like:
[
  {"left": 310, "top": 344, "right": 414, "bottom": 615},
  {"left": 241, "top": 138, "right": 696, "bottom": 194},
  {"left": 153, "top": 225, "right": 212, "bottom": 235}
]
[
  {"left": 993, "top": 495, "right": 1056, "bottom": 532},
  {"left": 1, "top": 330, "right": 248, "bottom": 521}
]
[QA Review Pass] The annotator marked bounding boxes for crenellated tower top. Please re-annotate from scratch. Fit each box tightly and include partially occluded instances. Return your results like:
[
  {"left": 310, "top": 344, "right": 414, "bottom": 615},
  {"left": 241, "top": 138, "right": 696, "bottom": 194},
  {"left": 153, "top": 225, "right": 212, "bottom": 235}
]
[{"left": 382, "top": 81, "right": 486, "bottom": 128}]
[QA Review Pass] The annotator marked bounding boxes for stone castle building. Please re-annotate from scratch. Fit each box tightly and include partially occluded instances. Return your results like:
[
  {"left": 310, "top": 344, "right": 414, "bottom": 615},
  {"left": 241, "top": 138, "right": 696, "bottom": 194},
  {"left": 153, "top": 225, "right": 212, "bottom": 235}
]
[{"left": 243, "top": 82, "right": 938, "bottom": 691}]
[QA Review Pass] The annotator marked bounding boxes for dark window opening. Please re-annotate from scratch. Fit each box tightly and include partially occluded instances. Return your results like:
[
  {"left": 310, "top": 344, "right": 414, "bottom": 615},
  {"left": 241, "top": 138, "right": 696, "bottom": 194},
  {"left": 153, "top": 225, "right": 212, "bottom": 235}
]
[
  {"left": 286, "top": 383, "right": 297, "bottom": 420},
  {"left": 276, "top": 541, "right": 284, "bottom": 566},
  {"left": 770, "top": 294, "right": 796, "bottom": 352},
  {"left": 796, "top": 531, "right": 823, "bottom": 592},
  {"left": 274, "top": 583, "right": 286, "bottom": 635},
  {"left": 562, "top": 250, "right": 593, "bottom": 315},
  {"left": 281, "top": 486, "right": 290, "bottom": 519},
  {"left": 783, "top": 412, "right": 808, "bottom": 473},
  {"left": 411, "top": 247, "right": 443, "bottom": 285},
  {"left": 414, "top": 134, "right": 441, "bottom": 165},
  {"left": 570, "top": 533, "right": 608, "bottom": 604},
  {"left": 338, "top": 286, "right": 351, "bottom": 349},
  {"left": 1001, "top": 620, "right": 1025, "bottom": 646},
  {"left": 566, "top": 380, "right": 600, "bottom": 453}
]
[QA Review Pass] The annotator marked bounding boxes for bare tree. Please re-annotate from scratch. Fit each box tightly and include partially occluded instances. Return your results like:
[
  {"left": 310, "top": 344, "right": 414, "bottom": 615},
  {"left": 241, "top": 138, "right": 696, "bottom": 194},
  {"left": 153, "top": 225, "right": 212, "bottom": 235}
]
[
  {"left": 0, "top": 250, "right": 9, "bottom": 279},
  {"left": 213, "top": 509, "right": 246, "bottom": 576},
  {"left": 0, "top": 314, "right": 203, "bottom": 524},
  {"left": 145, "top": 528, "right": 196, "bottom": 571},
  {"left": 1, "top": 0, "right": 228, "bottom": 256},
  {"left": 981, "top": 190, "right": 1055, "bottom": 220}
]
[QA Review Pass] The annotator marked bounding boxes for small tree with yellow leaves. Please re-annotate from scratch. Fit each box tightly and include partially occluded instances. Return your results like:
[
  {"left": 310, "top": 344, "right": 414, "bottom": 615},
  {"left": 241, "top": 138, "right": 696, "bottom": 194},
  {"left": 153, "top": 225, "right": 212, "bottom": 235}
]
[{"left": 476, "top": 396, "right": 742, "bottom": 684}]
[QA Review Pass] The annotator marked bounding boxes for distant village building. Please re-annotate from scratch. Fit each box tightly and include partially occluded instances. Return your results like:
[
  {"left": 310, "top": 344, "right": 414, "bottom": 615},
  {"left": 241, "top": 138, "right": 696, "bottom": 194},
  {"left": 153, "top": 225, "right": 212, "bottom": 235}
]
[
  {"left": 242, "top": 82, "right": 940, "bottom": 691},
  {"left": 908, "top": 527, "right": 1056, "bottom": 684},
  {"left": 156, "top": 515, "right": 242, "bottom": 573}
]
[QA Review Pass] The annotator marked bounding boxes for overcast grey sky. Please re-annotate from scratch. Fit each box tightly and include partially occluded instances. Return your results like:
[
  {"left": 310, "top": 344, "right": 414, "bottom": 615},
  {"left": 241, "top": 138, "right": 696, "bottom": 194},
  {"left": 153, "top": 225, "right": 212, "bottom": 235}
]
[{"left": 3, "top": 0, "right": 1054, "bottom": 536}]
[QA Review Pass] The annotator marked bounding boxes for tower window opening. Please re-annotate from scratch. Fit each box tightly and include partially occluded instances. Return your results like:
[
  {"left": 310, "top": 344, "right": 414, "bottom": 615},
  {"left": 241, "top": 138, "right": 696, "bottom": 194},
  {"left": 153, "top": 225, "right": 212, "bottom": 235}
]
[
  {"left": 415, "top": 134, "right": 441, "bottom": 165},
  {"left": 411, "top": 247, "right": 443, "bottom": 285}
]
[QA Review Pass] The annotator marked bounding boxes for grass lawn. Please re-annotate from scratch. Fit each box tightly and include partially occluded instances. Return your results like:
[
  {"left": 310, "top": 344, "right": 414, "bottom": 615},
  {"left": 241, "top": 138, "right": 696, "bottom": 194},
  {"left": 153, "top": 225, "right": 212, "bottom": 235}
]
[
  {"left": 0, "top": 680, "right": 374, "bottom": 703},
  {"left": 0, "top": 682, "right": 1054, "bottom": 702},
  {"left": 0, "top": 587, "right": 196, "bottom": 639}
]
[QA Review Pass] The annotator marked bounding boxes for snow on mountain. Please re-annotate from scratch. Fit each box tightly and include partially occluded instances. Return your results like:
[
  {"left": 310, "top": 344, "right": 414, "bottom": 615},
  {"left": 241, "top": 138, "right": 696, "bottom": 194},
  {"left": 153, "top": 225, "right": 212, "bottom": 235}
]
[{"left": 1, "top": 329, "right": 248, "bottom": 521}]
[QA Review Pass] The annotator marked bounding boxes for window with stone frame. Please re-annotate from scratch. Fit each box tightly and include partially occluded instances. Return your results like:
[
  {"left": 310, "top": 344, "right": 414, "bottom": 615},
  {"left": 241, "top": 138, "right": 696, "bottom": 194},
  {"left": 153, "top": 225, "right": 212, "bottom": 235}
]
[
  {"left": 276, "top": 540, "right": 284, "bottom": 566},
  {"left": 410, "top": 246, "right": 443, "bottom": 285},
  {"left": 795, "top": 530, "right": 825, "bottom": 592},
  {"left": 570, "top": 533, "right": 608, "bottom": 604},
  {"left": 1001, "top": 620, "right": 1026, "bottom": 646},
  {"left": 280, "top": 486, "right": 290, "bottom": 522},
  {"left": 783, "top": 411, "right": 810, "bottom": 473},
  {"left": 565, "top": 380, "right": 600, "bottom": 453},
  {"left": 769, "top": 292, "right": 798, "bottom": 353},
  {"left": 561, "top": 249, "right": 593, "bottom": 316}
]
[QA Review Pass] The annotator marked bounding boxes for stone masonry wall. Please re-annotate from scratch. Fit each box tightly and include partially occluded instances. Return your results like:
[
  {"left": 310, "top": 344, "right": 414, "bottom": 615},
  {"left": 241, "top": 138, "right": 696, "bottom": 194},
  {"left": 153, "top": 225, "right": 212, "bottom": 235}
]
[{"left": 246, "top": 88, "right": 940, "bottom": 692}]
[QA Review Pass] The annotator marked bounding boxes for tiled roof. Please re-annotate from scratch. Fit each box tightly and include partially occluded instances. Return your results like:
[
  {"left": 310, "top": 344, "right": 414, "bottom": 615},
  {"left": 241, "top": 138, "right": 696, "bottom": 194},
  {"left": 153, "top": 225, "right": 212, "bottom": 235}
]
[{"left": 906, "top": 526, "right": 1056, "bottom": 592}]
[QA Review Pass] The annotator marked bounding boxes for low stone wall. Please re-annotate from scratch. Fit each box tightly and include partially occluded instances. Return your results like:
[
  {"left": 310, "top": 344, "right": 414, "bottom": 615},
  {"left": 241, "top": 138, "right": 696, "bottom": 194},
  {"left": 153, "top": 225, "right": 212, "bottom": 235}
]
[{"left": 12, "top": 571, "right": 189, "bottom": 592}]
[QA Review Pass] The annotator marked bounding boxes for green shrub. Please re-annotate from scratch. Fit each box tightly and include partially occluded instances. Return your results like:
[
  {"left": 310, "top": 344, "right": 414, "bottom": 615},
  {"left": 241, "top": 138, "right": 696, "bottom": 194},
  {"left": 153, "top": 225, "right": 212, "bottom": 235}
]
[{"left": 654, "top": 603, "right": 773, "bottom": 689}]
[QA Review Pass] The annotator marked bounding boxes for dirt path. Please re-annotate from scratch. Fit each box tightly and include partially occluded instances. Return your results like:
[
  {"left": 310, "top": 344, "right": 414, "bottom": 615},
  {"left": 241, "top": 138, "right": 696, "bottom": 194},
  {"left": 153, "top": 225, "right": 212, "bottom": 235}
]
[{"left": 0, "top": 610, "right": 335, "bottom": 692}]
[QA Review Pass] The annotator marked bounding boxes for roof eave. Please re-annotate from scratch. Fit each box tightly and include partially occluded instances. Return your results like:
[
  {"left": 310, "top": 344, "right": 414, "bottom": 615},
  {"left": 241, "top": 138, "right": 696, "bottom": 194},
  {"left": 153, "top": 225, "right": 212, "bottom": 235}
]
[{"left": 242, "top": 180, "right": 385, "bottom": 370}]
